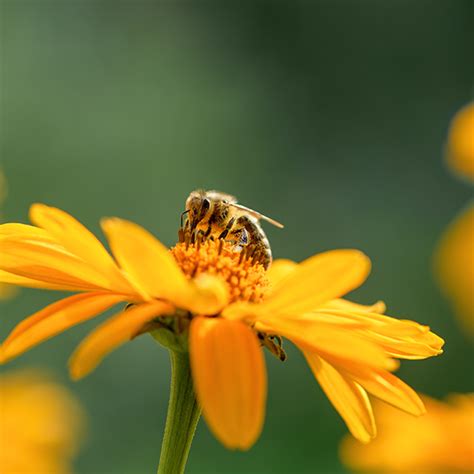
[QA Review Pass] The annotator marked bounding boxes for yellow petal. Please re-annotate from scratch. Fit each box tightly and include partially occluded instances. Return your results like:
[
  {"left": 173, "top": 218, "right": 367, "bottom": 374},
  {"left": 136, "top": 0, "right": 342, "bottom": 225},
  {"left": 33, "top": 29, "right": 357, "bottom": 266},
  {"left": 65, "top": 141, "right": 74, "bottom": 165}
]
[
  {"left": 322, "top": 298, "right": 386, "bottom": 314},
  {"left": 259, "top": 249, "right": 371, "bottom": 316},
  {"left": 0, "top": 269, "right": 91, "bottom": 292},
  {"left": 266, "top": 259, "right": 297, "bottom": 286},
  {"left": 1, "top": 293, "right": 125, "bottom": 363},
  {"left": 341, "top": 365, "right": 425, "bottom": 416},
  {"left": 320, "top": 308, "right": 433, "bottom": 337},
  {"left": 30, "top": 204, "right": 134, "bottom": 294},
  {"left": 0, "top": 223, "right": 55, "bottom": 240},
  {"left": 303, "top": 351, "right": 376, "bottom": 443},
  {"left": 186, "top": 273, "right": 230, "bottom": 315},
  {"left": 360, "top": 328, "right": 444, "bottom": 359},
  {"left": 69, "top": 301, "right": 173, "bottom": 380},
  {"left": 292, "top": 311, "right": 370, "bottom": 330},
  {"left": 102, "top": 218, "right": 228, "bottom": 313},
  {"left": 189, "top": 317, "right": 267, "bottom": 450},
  {"left": 0, "top": 236, "right": 113, "bottom": 290},
  {"left": 258, "top": 316, "right": 397, "bottom": 371}
]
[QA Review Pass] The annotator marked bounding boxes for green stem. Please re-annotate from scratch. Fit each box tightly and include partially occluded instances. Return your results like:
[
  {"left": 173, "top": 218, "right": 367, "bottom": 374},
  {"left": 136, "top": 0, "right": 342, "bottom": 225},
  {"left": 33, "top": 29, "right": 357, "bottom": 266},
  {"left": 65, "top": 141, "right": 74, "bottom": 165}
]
[{"left": 157, "top": 350, "right": 201, "bottom": 474}]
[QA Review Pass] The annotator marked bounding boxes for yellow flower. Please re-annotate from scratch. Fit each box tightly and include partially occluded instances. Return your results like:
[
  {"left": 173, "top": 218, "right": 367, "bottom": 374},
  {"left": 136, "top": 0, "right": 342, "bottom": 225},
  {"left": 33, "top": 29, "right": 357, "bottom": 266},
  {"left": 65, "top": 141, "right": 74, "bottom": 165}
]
[
  {"left": 435, "top": 102, "right": 474, "bottom": 335},
  {"left": 340, "top": 393, "right": 474, "bottom": 473},
  {"left": 435, "top": 205, "right": 474, "bottom": 335},
  {"left": 0, "top": 368, "right": 85, "bottom": 474},
  {"left": 446, "top": 102, "right": 474, "bottom": 181},
  {"left": 0, "top": 204, "right": 444, "bottom": 449}
]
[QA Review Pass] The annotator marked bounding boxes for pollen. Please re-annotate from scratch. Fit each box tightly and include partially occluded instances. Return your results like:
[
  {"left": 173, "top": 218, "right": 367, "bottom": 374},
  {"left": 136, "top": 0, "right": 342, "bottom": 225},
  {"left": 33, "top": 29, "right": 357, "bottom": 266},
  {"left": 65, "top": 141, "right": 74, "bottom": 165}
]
[{"left": 170, "top": 238, "right": 269, "bottom": 304}]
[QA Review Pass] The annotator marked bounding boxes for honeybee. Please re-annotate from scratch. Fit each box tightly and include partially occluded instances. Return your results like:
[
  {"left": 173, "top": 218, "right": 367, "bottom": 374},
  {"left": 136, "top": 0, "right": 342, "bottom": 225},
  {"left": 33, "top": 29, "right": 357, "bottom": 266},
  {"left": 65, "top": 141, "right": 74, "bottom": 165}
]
[{"left": 181, "top": 189, "right": 283, "bottom": 269}]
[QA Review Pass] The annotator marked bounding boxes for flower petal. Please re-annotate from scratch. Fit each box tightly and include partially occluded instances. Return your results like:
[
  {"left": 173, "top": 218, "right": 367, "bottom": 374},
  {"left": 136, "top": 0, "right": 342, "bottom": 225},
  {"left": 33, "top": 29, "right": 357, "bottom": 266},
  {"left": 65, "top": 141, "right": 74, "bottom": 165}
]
[
  {"left": 360, "top": 328, "right": 444, "bottom": 359},
  {"left": 320, "top": 308, "right": 434, "bottom": 337},
  {"left": 322, "top": 298, "right": 386, "bottom": 314},
  {"left": 101, "top": 218, "right": 228, "bottom": 313},
  {"left": 225, "top": 250, "right": 371, "bottom": 321},
  {"left": 1, "top": 293, "right": 125, "bottom": 363},
  {"left": 30, "top": 204, "right": 134, "bottom": 294},
  {"left": 266, "top": 259, "right": 297, "bottom": 287},
  {"left": 341, "top": 365, "right": 425, "bottom": 416},
  {"left": 262, "top": 250, "right": 371, "bottom": 315},
  {"left": 0, "top": 269, "right": 90, "bottom": 292},
  {"left": 69, "top": 301, "right": 173, "bottom": 380},
  {"left": 0, "top": 236, "right": 113, "bottom": 290},
  {"left": 189, "top": 317, "right": 267, "bottom": 450},
  {"left": 0, "top": 223, "right": 55, "bottom": 241},
  {"left": 303, "top": 351, "right": 376, "bottom": 443},
  {"left": 187, "top": 273, "right": 230, "bottom": 314},
  {"left": 257, "top": 316, "right": 397, "bottom": 371}
]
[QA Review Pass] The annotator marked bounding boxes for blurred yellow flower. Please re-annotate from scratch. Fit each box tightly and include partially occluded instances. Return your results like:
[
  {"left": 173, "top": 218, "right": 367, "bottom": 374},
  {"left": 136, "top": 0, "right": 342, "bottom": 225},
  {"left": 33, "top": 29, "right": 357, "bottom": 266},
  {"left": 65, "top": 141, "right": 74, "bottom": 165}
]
[
  {"left": 340, "top": 393, "right": 474, "bottom": 473},
  {"left": 435, "top": 102, "right": 474, "bottom": 335},
  {"left": 0, "top": 369, "right": 85, "bottom": 474},
  {"left": 446, "top": 102, "right": 474, "bottom": 182},
  {"left": 0, "top": 204, "right": 443, "bottom": 449},
  {"left": 435, "top": 205, "right": 474, "bottom": 335}
]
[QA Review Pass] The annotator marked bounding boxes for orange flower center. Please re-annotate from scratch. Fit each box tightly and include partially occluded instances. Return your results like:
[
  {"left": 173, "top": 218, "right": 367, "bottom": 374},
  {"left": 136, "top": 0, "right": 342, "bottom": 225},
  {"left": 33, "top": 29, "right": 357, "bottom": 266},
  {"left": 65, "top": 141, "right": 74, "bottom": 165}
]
[{"left": 170, "top": 235, "right": 269, "bottom": 304}]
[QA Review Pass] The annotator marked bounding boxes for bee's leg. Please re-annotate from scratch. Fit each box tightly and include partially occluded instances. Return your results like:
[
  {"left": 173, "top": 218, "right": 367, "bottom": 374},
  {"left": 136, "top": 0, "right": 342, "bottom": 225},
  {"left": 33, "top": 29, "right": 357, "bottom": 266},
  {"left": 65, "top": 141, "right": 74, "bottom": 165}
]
[
  {"left": 203, "top": 225, "right": 212, "bottom": 238},
  {"left": 180, "top": 210, "right": 190, "bottom": 229},
  {"left": 257, "top": 332, "right": 287, "bottom": 362},
  {"left": 218, "top": 217, "right": 236, "bottom": 240}
]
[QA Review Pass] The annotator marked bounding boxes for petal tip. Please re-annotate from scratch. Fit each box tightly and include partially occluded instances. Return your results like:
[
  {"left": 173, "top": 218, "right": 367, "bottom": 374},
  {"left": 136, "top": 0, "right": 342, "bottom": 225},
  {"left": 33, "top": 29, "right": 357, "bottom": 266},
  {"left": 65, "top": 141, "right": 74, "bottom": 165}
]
[{"left": 68, "top": 359, "right": 88, "bottom": 382}]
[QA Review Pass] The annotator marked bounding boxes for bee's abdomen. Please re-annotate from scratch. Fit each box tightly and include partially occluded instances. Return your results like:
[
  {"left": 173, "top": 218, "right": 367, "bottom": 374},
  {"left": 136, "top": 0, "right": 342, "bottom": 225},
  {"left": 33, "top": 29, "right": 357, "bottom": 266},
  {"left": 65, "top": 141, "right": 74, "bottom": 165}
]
[{"left": 237, "top": 215, "right": 272, "bottom": 269}]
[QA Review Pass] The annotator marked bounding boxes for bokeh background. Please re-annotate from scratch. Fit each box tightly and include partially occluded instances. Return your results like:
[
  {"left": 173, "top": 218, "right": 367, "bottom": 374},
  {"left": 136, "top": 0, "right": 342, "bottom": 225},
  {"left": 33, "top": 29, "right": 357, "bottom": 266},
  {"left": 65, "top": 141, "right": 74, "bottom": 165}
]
[{"left": 1, "top": 1, "right": 473, "bottom": 473}]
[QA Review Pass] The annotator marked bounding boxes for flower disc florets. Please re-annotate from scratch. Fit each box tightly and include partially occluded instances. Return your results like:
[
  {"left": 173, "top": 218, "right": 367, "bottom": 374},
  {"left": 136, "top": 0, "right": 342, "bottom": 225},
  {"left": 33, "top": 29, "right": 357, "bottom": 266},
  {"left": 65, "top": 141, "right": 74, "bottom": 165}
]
[{"left": 171, "top": 230, "right": 269, "bottom": 305}]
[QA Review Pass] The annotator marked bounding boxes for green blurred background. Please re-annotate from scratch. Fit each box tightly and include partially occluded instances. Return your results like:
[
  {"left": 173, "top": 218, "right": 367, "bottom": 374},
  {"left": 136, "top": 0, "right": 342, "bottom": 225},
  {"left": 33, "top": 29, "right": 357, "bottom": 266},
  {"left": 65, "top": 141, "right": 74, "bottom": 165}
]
[{"left": 1, "top": 1, "right": 473, "bottom": 473}]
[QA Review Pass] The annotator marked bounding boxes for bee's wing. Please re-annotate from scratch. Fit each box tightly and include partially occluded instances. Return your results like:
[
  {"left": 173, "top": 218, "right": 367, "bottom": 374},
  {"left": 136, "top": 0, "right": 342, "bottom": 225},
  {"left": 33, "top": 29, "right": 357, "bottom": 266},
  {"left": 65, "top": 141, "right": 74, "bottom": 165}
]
[
  {"left": 207, "top": 190, "right": 238, "bottom": 203},
  {"left": 230, "top": 203, "right": 284, "bottom": 228}
]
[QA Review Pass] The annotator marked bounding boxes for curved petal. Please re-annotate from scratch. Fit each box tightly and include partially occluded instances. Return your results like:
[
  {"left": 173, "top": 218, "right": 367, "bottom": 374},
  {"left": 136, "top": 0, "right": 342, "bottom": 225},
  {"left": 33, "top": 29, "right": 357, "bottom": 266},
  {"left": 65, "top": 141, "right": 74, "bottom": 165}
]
[
  {"left": 0, "top": 236, "right": 113, "bottom": 290},
  {"left": 102, "top": 218, "right": 228, "bottom": 313},
  {"left": 266, "top": 259, "right": 297, "bottom": 287},
  {"left": 340, "top": 365, "right": 425, "bottom": 416},
  {"left": 189, "top": 317, "right": 267, "bottom": 450},
  {"left": 256, "top": 316, "right": 397, "bottom": 371},
  {"left": 30, "top": 204, "right": 134, "bottom": 294},
  {"left": 0, "top": 269, "right": 91, "bottom": 292},
  {"left": 186, "top": 274, "right": 229, "bottom": 315},
  {"left": 224, "top": 250, "right": 371, "bottom": 321},
  {"left": 262, "top": 250, "right": 371, "bottom": 316},
  {"left": 360, "top": 328, "right": 444, "bottom": 359},
  {"left": 69, "top": 301, "right": 173, "bottom": 380},
  {"left": 321, "top": 298, "right": 386, "bottom": 314},
  {"left": 303, "top": 351, "right": 376, "bottom": 443},
  {"left": 1, "top": 293, "right": 125, "bottom": 363},
  {"left": 0, "top": 223, "right": 55, "bottom": 241},
  {"left": 319, "top": 309, "right": 434, "bottom": 338}
]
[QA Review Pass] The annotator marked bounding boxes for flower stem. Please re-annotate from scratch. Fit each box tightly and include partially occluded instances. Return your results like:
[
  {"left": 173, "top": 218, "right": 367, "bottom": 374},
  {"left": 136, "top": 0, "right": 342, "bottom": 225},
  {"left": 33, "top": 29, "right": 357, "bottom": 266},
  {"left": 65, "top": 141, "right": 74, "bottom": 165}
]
[{"left": 157, "top": 349, "right": 201, "bottom": 474}]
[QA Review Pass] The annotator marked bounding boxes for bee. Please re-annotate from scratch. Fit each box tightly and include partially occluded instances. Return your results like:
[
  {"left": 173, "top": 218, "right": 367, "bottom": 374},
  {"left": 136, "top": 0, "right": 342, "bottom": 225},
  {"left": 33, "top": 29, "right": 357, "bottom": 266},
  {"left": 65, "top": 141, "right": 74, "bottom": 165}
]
[{"left": 181, "top": 189, "right": 283, "bottom": 269}]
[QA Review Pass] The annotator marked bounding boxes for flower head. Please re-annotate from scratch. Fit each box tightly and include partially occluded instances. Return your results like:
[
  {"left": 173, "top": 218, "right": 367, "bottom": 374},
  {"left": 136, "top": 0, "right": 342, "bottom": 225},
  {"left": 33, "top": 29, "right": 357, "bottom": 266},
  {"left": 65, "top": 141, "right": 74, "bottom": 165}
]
[
  {"left": 340, "top": 393, "right": 474, "bottom": 473},
  {"left": 445, "top": 102, "right": 474, "bottom": 182},
  {"left": 435, "top": 205, "right": 474, "bottom": 336},
  {"left": 0, "top": 203, "right": 443, "bottom": 449},
  {"left": 0, "top": 369, "right": 85, "bottom": 474}
]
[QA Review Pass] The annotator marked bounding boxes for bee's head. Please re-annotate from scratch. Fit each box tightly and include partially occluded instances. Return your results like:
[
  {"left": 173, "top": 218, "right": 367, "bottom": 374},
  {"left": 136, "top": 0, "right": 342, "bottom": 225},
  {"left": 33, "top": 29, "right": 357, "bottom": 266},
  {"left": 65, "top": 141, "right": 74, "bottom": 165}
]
[{"left": 185, "top": 190, "right": 211, "bottom": 230}]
